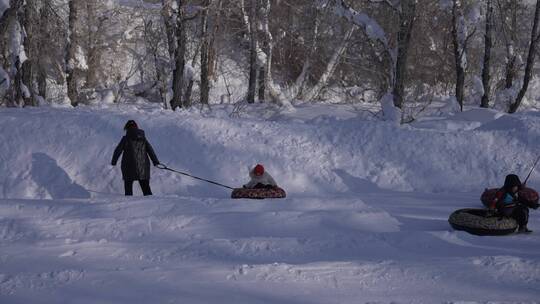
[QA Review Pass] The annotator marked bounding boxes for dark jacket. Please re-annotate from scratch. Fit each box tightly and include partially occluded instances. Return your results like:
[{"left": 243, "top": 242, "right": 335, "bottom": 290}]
[
  {"left": 489, "top": 174, "right": 523, "bottom": 215},
  {"left": 490, "top": 189, "right": 518, "bottom": 216},
  {"left": 111, "top": 129, "right": 159, "bottom": 181}
]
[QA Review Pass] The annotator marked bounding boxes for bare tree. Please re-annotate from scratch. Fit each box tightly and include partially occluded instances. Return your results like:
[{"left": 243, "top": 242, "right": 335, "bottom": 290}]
[
  {"left": 170, "top": 0, "right": 199, "bottom": 110},
  {"left": 480, "top": 0, "right": 493, "bottom": 108},
  {"left": 66, "top": 0, "right": 82, "bottom": 106},
  {"left": 302, "top": 25, "right": 356, "bottom": 102},
  {"left": 37, "top": 0, "right": 51, "bottom": 99},
  {"left": 162, "top": 0, "right": 176, "bottom": 60},
  {"left": 1, "top": 0, "right": 26, "bottom": 107},
  {"left": 291, "top": 7, "right": 320, "bottom": 100},
  {"left": 85, "top": 0, "right": 103, "bottom": 89},
  {"left": 242, "top": 0, "right": 257, "bottom": 103},
  {"left": 392, "top": 0, "right": 417, "bottom": 109},
  {"left": 495, "top": 0, "right": 521, "bottom": 90},
  {"left": 508, "top": 0, "right": 540, "bottom": 113},
  {"left": 200, "top": 0, "right": 212, "bottom": 105},
  {"left": 322, "top": 0, "right": 414, "bottom": 110},
  {"left": 451, "top": 0, "right": 475, "bottom": 111},
  {"left": 171, "top": 0, "right": 186, "bottom": 110},
  {"left": 21, "top": 0, "right": 39, "bottom": 106},
  {"left": 258, "top": 0, "right": 292, "bottom": 107}
]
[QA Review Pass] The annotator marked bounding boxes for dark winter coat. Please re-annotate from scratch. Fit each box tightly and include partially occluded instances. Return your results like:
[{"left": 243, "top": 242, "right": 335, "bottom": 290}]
[
  {"left": 111, "top": 129, "right": 159, "bottom": 181},
  {"left": 489, "top": 174, "right": 523, "bottom": 214}
]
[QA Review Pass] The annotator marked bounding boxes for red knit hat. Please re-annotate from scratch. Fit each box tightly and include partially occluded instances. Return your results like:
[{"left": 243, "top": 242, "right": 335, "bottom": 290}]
[{"left": 254, "top": 164, "right": 264, "bottom": 176}]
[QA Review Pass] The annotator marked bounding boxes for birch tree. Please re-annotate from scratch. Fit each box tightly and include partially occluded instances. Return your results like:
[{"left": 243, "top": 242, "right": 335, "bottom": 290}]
[
  {"left": 321, "top": 0, "right": 416, "bottom": 110},
  {"left": 243, "top": 0, "right": 292, "bottom": 108},
  {"left": 451, "top": 0, "right": 475, "bottom": 111},
  {"left": 85, "top": 0, "right": 102, "bottom": 89},
  {"left": 301, "top": 24, "right": 356, "bottom": 102},
  {"left": 66, "top": 0, "right": 83, "bottom": 106},
  {"left": 169, "top": 0, "right": 200, "bottom": 110}
]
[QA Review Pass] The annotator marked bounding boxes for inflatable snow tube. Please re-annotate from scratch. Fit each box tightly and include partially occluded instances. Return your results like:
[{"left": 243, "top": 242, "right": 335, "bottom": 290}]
[
  {"left": 231, "top": 187, "right": 286, "bottom": 199},
  {"left": 448, "top": 208, "right": 517, "bottom": 236},
  {"left": 481, "top": 187, "right": 539, "bottom": 208}
]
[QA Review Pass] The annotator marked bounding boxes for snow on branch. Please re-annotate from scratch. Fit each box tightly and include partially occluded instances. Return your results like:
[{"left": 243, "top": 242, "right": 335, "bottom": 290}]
[{"left": 318, "top": 0, "right": 389, "bottom": 49}]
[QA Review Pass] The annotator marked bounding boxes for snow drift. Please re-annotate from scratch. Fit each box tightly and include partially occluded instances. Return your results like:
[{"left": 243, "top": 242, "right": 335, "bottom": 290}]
[{"left": 0, "top": 104, "right": 539, "bottom": 199}]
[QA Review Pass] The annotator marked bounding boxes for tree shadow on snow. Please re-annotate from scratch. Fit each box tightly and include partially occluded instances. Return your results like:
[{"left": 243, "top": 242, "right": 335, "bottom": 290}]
[{"left": 31, "top": 153, "right": 91, "bottom": 199}]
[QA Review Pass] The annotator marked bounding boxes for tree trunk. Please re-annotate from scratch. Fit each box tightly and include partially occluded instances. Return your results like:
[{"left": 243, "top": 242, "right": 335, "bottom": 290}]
[
  {"left": 392, "top": 0, "right": 416, "bottom": 109},
  {"left": 258, "top": 66, "right": 265, "bottom": 102},
  {"left": 171, "top": 0, "right": 186, "bottom": 110},
  {"left": 294, "top": 9, "right": 319, "bottom": 100},
  {"left": 509, "top": 0, "right": 540, "bottom": 113},
  {"left": 66, "top": 0, "right": 81, "bottom": 107},
  {"left": 162, "top": 0, "right": 176, "bottom": 60},
  {"left": 184, "top": 77, "right": 193, "bottom": 107},
  {"left": 480, "top": 0, "right": 493, "bottom": 108},
  {"left": 302, "top": 25, "right": 355, "bottom": 102},
  {"left": 452, "top": 0, "right": 465, "bottom": 112},
  {"left": 245, "top": 0, "right": 257, "bottom": 103},
  {"left": 505, "top": 53, "right": 516, "bottom": 89},
  {"left": 37, "top": 0, "right": 50, "bottom": 99},
  {"left": 261, "top": 0, "right": 274, "bottom": 103},
  {"left": 504, "top": 2, "right": 518, "bottom": 89},
  {"left": 0, "top": 0, "right": 17, "bottom": 39},
  {"left": 3, "top": 0, "right": 25, "bottom": 107},
  {"left": 86, "top": 0, "right": 100, "bottom": 88},
  {"left": 12, "top": 57, "right": 24, "bottom": 107},
  {"left": 200, "top": 0, "right": 211, "bottom": 105},
  {"left": 259, "top": 0, "right": 292, "bottom": 108},
  {"left": 22, "top": 0, "right": 38, "bottom": 106},
  {"left": 207, "top": 0, "right": 222, "bottom": 80}
]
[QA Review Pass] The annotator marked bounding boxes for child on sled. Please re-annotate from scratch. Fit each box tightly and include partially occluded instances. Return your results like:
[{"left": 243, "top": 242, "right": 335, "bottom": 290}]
[
  {"left": 489, "top": 174, "right": 538, "bottom": 233},
  {"left": 243, "top": 164, "right": 278, "bottom": 189}
]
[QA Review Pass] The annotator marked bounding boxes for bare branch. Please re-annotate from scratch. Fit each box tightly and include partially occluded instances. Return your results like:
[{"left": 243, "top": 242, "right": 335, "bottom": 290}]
[{"left": 368, "top": 0, "right": 400, "bottom": 12}]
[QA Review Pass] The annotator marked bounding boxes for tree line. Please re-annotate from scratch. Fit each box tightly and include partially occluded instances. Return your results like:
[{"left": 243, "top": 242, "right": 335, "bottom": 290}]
[{"left": 1, "top": 0, "right": 540, "bottom": 118}]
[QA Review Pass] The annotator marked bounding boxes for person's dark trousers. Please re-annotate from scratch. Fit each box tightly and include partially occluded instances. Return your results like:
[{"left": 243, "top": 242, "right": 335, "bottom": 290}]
[
  {"left": 510, "top": 205, "right": 529, "bottom": 227},
  {"left": 124, "top": 180, "right": 153, "bottom": 196},
  {"left": 139, "top": 180, "right": 152, "bottom": 196}
]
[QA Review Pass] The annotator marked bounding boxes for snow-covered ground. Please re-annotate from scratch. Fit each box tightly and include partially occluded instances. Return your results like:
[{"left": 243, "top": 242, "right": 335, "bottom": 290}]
[{"left": 1, "top": 103, "right": 539, "bottom": 303}]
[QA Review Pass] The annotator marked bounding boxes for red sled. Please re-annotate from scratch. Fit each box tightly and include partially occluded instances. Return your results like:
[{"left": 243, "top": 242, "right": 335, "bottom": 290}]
[{"left": 231, "top": 187, "right": 286, "bottom": 199}]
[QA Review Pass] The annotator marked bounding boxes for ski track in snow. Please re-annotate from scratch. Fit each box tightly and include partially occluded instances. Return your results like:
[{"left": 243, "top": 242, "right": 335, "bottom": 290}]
[{"left": 0, "top": 104, "right": 539, "bottom": 303}]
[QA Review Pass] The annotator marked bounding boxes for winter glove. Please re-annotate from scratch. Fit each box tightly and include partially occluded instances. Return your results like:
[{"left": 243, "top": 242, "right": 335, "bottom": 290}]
[
  {"left": 533, "top": 203, "right": 539, "bottom": 210},
  {"left": 111, "top": 161, "right": 116, "bottom": 166}
]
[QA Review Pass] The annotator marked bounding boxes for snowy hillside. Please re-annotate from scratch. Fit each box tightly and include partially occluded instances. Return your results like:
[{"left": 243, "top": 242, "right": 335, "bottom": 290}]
[
  {"left": 1, "top": 104, "right": 540, "bottom": 303},
  {"left": 1, "top": 104, "right": 540, "bottom": 199}
]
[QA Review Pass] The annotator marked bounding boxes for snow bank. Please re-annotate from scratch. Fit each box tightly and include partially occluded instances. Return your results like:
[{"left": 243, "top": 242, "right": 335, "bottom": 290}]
[
  {"left": 1, "top": 104, "right": 539, "bottom": 304},
  {"left": 0, "top": 104, "right": 539, "bottom": 199}
]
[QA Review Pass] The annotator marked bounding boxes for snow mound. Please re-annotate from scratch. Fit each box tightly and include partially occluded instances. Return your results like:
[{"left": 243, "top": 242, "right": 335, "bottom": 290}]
[{"left": 1, "top": 104, "right": 540, "bottom": 199}]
